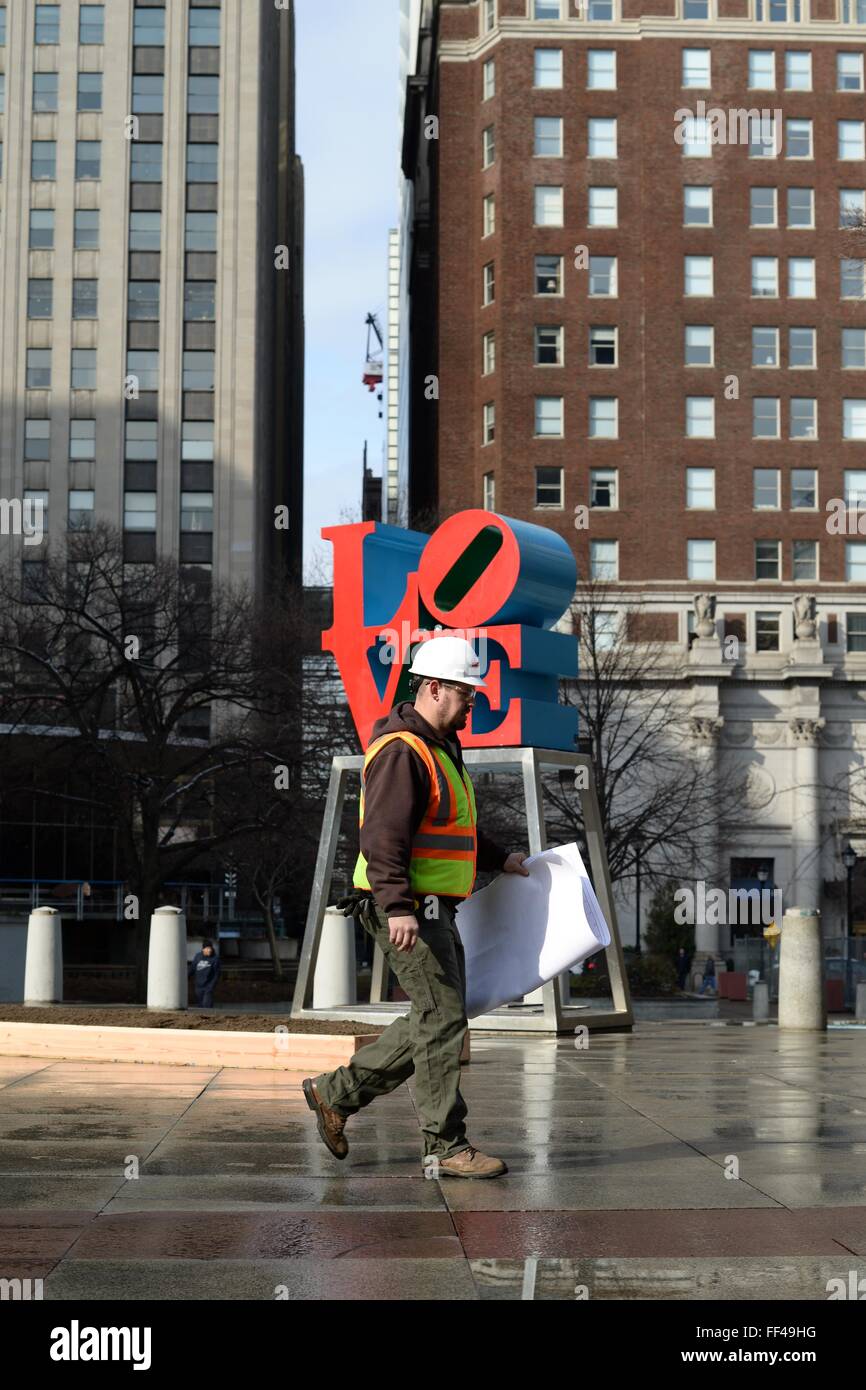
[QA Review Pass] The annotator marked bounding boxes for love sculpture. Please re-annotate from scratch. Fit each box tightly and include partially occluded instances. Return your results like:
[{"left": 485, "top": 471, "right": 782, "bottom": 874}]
[{"left": 322, "top": 509, "right": 579, "bottom": 751}]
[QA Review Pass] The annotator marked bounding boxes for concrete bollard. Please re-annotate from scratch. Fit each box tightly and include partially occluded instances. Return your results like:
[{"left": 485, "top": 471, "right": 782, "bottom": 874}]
[
  {"left": 856, "top": 981, "right": 866, "bottom": 1024},
  {"left": 752, "top": 980, "right": 769, "bottom": 1022},
  {"left": 778, "top": 908, "right": 825, "bottom": 1031},
  {"left": 147, "top": 907, "right": 188, "bottom": 1011},
  {"left": 313, "top": 907, "right": 357, "bottom": 1009},
  {"left": 23, "top": 906, "right": 63, "bottom": 1005}
]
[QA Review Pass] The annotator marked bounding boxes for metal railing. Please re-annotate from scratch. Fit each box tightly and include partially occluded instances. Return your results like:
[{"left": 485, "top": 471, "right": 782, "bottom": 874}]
[
  {"left": 731, "top": 935, "right": 866, "bottom": 1009},
  {"left": 0, "top": 879, "right": 217, "bottom": 923}
]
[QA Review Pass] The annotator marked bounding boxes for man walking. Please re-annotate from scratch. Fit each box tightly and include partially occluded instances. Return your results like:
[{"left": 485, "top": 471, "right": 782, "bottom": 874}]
[{"left": 303, "top": 635, "right": 529, "bottom": 1179}]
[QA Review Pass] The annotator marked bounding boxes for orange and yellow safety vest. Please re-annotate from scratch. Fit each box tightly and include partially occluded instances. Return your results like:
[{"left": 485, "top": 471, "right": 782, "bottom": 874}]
[{"left": 353, "top": 730, "right": 478, "bottom": 900}]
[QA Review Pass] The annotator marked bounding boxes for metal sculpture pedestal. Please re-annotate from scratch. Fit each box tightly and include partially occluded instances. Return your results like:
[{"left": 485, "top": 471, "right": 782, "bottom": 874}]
[{"left": 292, "top": 747, "right": 632, "bottom": 1035}]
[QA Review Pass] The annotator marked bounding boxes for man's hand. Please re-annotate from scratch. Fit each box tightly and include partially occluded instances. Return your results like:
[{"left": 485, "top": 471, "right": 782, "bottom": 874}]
[
  {"left": 388, "top": 914, "right": 420, "bottom": 953},
  {"left": 503, "top": 852, "right": 531, "bottom": 876}
]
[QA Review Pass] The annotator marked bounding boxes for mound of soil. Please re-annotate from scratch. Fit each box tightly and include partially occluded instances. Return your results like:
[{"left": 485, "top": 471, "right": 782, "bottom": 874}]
[{"left": 0, "top": 1005, "right": 381, "bottom": 1035}]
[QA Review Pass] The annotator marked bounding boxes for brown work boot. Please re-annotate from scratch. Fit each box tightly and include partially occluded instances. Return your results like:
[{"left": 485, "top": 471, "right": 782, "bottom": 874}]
[
  {"left": 435, "top": 1145, "right": 508, "bottom": 1179},
  {"left": 302, "top": 1079, "right": 349, "bottom": 1160}
]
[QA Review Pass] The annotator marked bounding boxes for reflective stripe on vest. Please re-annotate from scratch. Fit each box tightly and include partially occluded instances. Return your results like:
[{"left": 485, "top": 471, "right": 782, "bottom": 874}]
[{"left": 353, "top": 730, "right": 478, "bottom": 899}]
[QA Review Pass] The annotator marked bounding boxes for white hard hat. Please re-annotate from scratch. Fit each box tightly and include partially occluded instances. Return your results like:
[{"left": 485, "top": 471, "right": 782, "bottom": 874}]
[{"left": 409, "top": 635, "right": 487, "bottom": 688}]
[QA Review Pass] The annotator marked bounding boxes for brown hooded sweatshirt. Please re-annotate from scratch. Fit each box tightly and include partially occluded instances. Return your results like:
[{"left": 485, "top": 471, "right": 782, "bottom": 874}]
[{"left": 359, "top": 701, "right": 510, "bottom": 918}]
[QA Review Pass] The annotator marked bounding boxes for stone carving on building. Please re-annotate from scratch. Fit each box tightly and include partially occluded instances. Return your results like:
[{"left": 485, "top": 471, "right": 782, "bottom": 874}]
[
  {"left": 693, "top": 593, "right": 717, "bottom": 638},
  {"left": 754, "top": 723, "right": 785, "bottom": 747},
  {"left": 793, "top": 594, "right": 817, "bottom": 640},
  {"left": 789, "top": 717, "right": 825, "bottom": 746},
  {"left": 690, "top": 716, "right": 724, "bottom": 744},
  {"left": 744, "top": 764, "right": 776, "bottom": 810},
  {"left": 723, "top": 725, "right": 752, "bottom": 746}
]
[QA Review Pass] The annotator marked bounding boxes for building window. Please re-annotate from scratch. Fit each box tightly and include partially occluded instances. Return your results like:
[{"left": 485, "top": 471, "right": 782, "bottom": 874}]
[
  {"left": 536, "top": 467, "right": 564, "bottom": 507},
  {"left": 589, "top": 397, "right": 618, "bottom": 438},
  {"left": 749, "top": 114, "right": 778, "bottom": 159},
  {"left": 483, "top": 262, "right": 495, "bottom": 304},
  {"left": 685, "top": 256, "right": 713, "bottom": 295},
  {"left": 133, "top": 75, "right": 164, "bottom": 115},
  {"left": 483, "top": 332, "right": 496, "bottom": 375},
  {"left": 133, "top": 7, "right": 166, "bottom": 46},
  {"left": 534, "top": 0, "right": 563, "bottom": 19},
  {"left": 127, "top": 421, "right": 159, "bottom": 461},
  {"left": 754, "top": 468, "right": 780, "bottom": 507},
  {"left": 684, "top": 186, "right": 712, "bottom": 225},
  {"left": 793, "top": 539, "right": 817, "bottom": 580},
  {"left": 839, "top": 119, "right": 866, "bottom": 160},
  {"left": 787, "top": 187, "right": 813, "bottom": 228},
  {"left": 130, "top": 143, "right": 162, "bottom": 182},
  {"left": 72, "top": 280, "right": 98, "bottom": 319},
  {"left": 752, "top": 256, "right": 779, "bottom": 296},
  {"left": 189, "top": 6, "right": 220, "bottom": 44},
  {"left": 755, "top": 0, "right": 804, "bottom": 20},
  {"left": 181, "top": 493, "right": 213, "bottom": 532},
  {"left": 840, "top": 189, "right": 866, "bottom": 227},
  {"left": 31, "top": 141, "right": 57, "bottom": 180},
  {"left": 838, "top": 52, "right": 864, "bottom": 91},
  {"left": 590, "top": 540, "right": 618, "bottom": 580},
  {"left": 590, "top": 469, "right": 617, "bottom": 507},
  {"left": 847, "top": 543, "right": 866, "bottom": 580},
  {"left": 535, "top": 396, "right": 563, "bottom": 436},
  {"left": 24, "top": 419, "right": 51, "bottom": 461},
  {"left": 534, "top": 117, "right": 563, "bottom": 158},
  {"left": 74, "top": 210, "right": 100, "bottom": 249},
  {"left": 681, "top": 115, "right": 712, "bottom": 158},
  {"left": 185, "top": 212, "right": 215, "bottom": 252},
  {"left": 753, "top": 397, "right": 780, "bottom": 437},
  {"left": 127, "top": 351, "right": 159, "bottom": 392},
  {"left": 682, "top": 49, "right": 711, "bottom": 87},
  {"left": 483, "top": 59, "right": 496, "bottom": 101},
  {"left": 183, "top": 352, "right": 214, "bottom": 392},
  {"left": 752, "top": 327, "right": 779, "bottom": 366},
  {"left": 35, "top": 5, "right": 60, "bottom": 45},
  {"left": 79, "top": 5, "right": 105, "bottom": 44},
  {"left": 748, "top": 50, "right": 775, "bottom": 87},
  {"left": 482, "top": 126, "right": 495, "bottom": 169},
  {"left": 534, "top": 49, "right": 563, "bottom": 89},
  {"left": 842, "top": 259, "right": 866, "bottom": 298},
  {"left": 587, "top": 50, "right": 616, "bottom": 89},
  {"left": 33, "top": 73, "right": 59, "bottom": 112},
  {"left": 790, "top": 398, "right": 817, "bottom": 438},
  {"left": 789, "top": 326, "right": 815, "bottom": 367},
  {"left": 588, "top": 118, "right": 617, "bottom": 158},
  {"left": 687, "top": 540, "right": 715, "bottom": 580},
  {"left": 70, "top": 420, "right": 96, "bottom": 460},
  {"left": 686, "top": 396, "right": 714, "bottom": 437},
  {"left": 187, "top": 144, "right": 218, "bottom": 183},
  {"left": 785, "top": 50, "right": 811, "bottom": 89},
  {"left": 29, "top": 210, "right": 55, "bottom": 249},
  {"left": 535, "top": 256, "right": 562, "bottom": 294},
  {"left": 785, "top": 118, "right": 812, "bottom": 159},
  {"left": 755, "top": 541, "right": 781, "bottom": 580},
  {"left": 591, "top": 612, "right": 618, "bottom": 652},
  {"left": 124, "top": 493, "right": 157, "bottom": 531},
  {"left": 75, "top": 141, "right": 101, "bottom": 180},
  {"left": 130, "top": 212, "right": 162, "bottom": 252},
  {"left": 792, "top": 469, "right": 817, "bottom": 508},
  {"left": 535, "top": 325, "right": 563, "bottom": 365},
  {"left": 483, "top": 0, "right": 496, "bottom": 32},
  {"left": 128, "top": 281, "right": 160, "bottom": 321},
  {"left": 589, "top": 256, "right": 617, "bottom": 296},
  {"left": 788, "top": 258, "right": 815, "bottom": 298},
  {"left": 71, "top": 349, "right": 96, "bottom": 390},
  {"left": 483, "top": 472, "right": 495, "bottom": 510},
  {"left": 27, "top": 279, "right": 53, "bottom": 319},
  {"left": 68, "top": 490, "right": 95, "bottom": 531},
  {"left": 590, "top": 326, "right": 617, "bottom": 366},
  {"left": 483, "top": 402, "right": 495, "bottom": 445},
  {"left": 844, "top": 399, "right": 866, "bottom": 439},
  {"left": 184, "top": 282, "right": 216, "bottom": 322},
  {"left": 587, "top": 0, "right": 615, "bottom": 15},
  {"left": 686, "top": 467, "right": 715, "bottom": 508},
  {"left": 846, "top": 613, "right": 866, "bottom": 653},
  {"left": 750, "top": 187, "right": 777, "bottom": 227},
  {"left": 843, "top": 328, "right": 866, "bottom": 369},
  {"left": 26, "top": 349, "right": 52, "bottom": 389},
  {"left": 685, "top": 325, "right": 714, "bottom": 365},
  {"left": 588, "top": 186, "right": 617, "bottom": 226},
  {"left": 535, "top": 186, "right": 563, "bottom": 225},
  {"left": 755, "top": 612, "right": 780, "bottom": 651},
  {"left": 483, "top": 193, "right": 496, "bottom": 237},
  {"left": 77, "top": 72, "right": 102, "bottom": 111}
]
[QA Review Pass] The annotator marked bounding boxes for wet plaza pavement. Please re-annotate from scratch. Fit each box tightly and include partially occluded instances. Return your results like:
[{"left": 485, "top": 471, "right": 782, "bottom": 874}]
[{"left": 2, "top": 1022, "right": 866, "bottom": 1300}]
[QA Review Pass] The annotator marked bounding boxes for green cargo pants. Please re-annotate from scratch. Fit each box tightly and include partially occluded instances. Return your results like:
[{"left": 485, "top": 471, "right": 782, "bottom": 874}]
[{"left": 312, "top": 895, "right": 470, "bottom": 1160}]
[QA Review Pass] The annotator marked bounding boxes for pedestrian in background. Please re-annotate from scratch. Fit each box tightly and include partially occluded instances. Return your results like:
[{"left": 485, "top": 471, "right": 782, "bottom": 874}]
[{"left": 188, "top": 939, "right": 221, "bottom": 1009}]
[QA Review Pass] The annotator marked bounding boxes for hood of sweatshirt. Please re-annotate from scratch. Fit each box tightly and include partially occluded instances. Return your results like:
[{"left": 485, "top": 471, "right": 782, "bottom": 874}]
[{"left": 369, "top": 702, "right": 465, "bottom": 771}]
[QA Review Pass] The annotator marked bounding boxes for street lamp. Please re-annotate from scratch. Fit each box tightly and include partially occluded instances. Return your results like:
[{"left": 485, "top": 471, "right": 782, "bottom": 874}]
[
  {"left": 756, "top": 863, "right": 769, "bottom": 886},
  {"left": 634, "top": 832, "right": 644, "bottom": 956},
  {"left": 843, "top": 843, "right": 857, "bottom": 936}
]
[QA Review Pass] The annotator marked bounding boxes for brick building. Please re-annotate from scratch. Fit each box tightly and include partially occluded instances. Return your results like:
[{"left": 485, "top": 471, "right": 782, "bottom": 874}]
[{"left": 400, "top": 0, "right": 866, "bottom": 950}]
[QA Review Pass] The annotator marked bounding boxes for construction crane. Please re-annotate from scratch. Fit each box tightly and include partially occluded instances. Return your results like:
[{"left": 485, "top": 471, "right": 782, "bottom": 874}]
[{"left": 363, "top": 312, "right": 384, "bottom": 394}]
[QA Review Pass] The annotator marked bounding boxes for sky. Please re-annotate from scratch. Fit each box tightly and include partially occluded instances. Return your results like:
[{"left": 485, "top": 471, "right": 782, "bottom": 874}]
[{"left": 295, "top": 0, "right": 400, "bottom": 583}]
